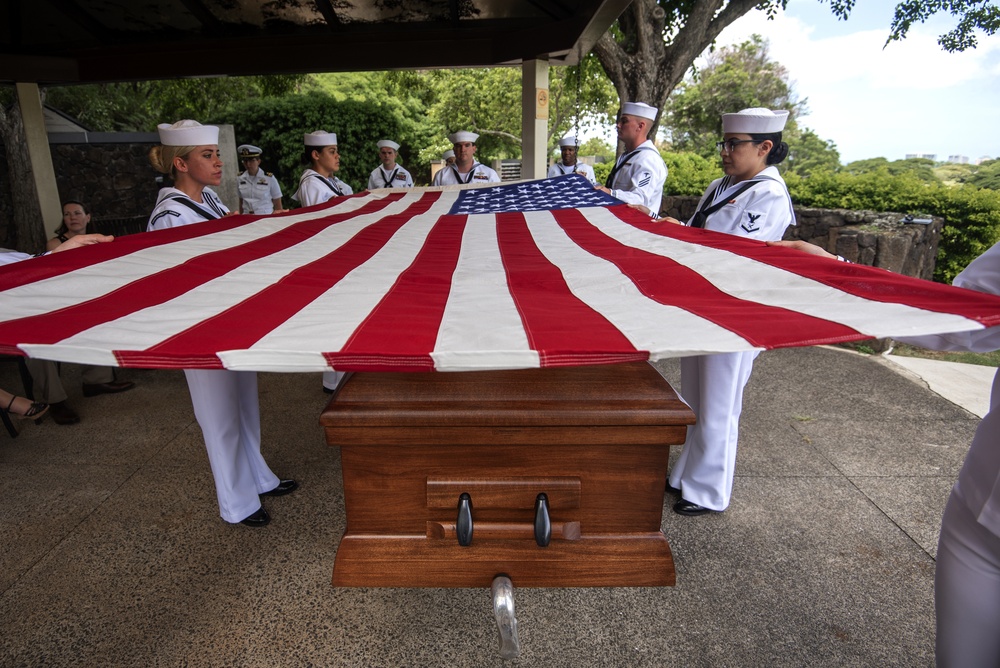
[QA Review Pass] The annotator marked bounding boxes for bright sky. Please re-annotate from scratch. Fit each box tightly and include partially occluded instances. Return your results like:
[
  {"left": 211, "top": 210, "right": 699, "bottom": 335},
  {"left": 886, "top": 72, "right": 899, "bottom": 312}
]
[{"left": 715, "top": 1, "right": 1000, "bottom": 164}]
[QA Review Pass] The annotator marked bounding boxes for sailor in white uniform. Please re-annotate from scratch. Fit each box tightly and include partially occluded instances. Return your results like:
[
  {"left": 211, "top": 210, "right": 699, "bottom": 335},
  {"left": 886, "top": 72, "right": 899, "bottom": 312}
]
[
  {"left": 236, "top": 144, "right": 283, "bottom": 214},
  {"left": 291, "top": 130, "right": 350, "bottom": 393},
  {"left": 292, "top": 131, "right": 354, "bottom": 207},
  {"left": 596, "top": 102, "right": 668, "bottom": 215},
  {"left": 367, "top": 139, "right": 414, "bottom": 190},
  {"left": 431, "top": 131, "right": 501, "bottom": 186},
  {"left": 769, "top": 235, "right": 1000, "bottom": 667},
  {"left": 666, "top": 108, "right": 795, "bottom": 516},
  {"left": 442, "top": 149, "right": 456, "bottom": 167},
  {"left": 147, "top": 120, "right": 297, "bottom": 527},
  {"left": 546, "top": 135, "right": 596, "bottom": 185}
]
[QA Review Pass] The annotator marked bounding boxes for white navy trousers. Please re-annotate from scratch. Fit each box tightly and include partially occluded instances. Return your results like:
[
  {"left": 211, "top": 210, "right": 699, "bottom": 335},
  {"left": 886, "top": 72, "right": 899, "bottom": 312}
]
[{"left": 184, "top": 369, "right": 279, "bottom": 523}]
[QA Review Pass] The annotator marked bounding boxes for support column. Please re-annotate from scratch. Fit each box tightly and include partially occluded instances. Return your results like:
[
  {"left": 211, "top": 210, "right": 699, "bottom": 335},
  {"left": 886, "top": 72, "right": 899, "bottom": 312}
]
[
  {"left": 16, "top": 82, "right": 61, "bottom": 240},
  {"left": 520, "top": 59, "right": 549, "bottom": 180}
]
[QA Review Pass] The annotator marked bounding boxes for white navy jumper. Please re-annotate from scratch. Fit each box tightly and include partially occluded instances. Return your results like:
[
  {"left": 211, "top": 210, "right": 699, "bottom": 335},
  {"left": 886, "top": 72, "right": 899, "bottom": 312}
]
[
  {"left": 895, "top": 241, "right": 1000, "bottom": 666},
  {"left": 431, "top": 162, "right": 501, "bottom": 186},
  {"left": 547, "top": 161, "right": 597, "bottom": 185},
  {"left": 604, "top": 139, "right": 667, "bottom": 214},
  {"left": 238, "top": 169, "right": 282, "bottom": 214},
  {"left": 668, "top": 166, "right": 796, "bottom": 512},
  {"left": 290, "top": 172, "right": 350, "bottom": 390},
  {"left": 292, "top": 169, "right": 353, "bottom": 206},
  {"left": 367, "top": 164, "right": 414, "bottom": 190},
  {"left": 147, "top": 187, "right": 280, "bottom": 524}
]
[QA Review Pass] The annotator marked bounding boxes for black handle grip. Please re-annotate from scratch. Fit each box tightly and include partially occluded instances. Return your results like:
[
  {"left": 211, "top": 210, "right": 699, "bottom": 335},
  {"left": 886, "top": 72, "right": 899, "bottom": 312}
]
[
  {"left": 457, "top": 493, "right": 474, "bottom": 546},
  {"left": 534, "top": 493, "right": 551, "bottom": 547}
]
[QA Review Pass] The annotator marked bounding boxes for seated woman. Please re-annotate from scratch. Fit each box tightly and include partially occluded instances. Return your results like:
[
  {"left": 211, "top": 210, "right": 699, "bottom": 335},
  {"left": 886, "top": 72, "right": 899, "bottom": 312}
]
[{"left": 46, "top": 201, "right": 94, "bottom": 252}]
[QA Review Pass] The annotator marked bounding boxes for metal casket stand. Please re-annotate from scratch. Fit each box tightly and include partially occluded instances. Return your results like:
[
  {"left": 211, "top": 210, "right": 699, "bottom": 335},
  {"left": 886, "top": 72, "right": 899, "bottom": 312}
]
[{"left": 320, "top": 362, "right": 695, "bottom": 659}]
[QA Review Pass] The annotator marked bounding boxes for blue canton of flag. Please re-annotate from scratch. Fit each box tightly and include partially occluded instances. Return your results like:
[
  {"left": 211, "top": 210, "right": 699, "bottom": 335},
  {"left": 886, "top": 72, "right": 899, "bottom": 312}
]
[{"left": 449, "top": 174, "right": 617, "bottom": 215}]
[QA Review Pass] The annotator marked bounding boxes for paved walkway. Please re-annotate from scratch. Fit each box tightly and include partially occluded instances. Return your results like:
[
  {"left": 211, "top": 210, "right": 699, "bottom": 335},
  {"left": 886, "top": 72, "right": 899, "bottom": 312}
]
[{"left": 0, "top": 346, "right": 990, "bottom": 666}]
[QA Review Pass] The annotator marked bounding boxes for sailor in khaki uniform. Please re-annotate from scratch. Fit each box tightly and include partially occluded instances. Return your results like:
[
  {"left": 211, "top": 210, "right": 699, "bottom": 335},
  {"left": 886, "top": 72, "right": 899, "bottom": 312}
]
[
  {"left": 292, "top": 131, "right": 354, "bottom": 207},
  {"left": 666, "top": 108, "right": 795, "bottom": 517},
  {"left": 547, "top": 135, "right": 596, "bottom": 185},
  {"left": 236, "top": 144, "right": 283, "bottom": 214},
  {"left": 431, "top": 131, "right": 501, "bottom": 186},
  {"left": 367, "top": 139, "right": 414, "bottom": 190},
  {"left": 596, "top": 102, "right": 668, "bottom": 215}
]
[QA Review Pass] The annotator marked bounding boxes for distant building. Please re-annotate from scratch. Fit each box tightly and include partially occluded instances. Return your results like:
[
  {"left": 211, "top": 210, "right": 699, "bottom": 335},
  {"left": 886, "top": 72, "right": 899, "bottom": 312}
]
[
  {"left": 947, "top": 155, "right": 970, "bottom": 164},
  {"left": 976, "top": 156, "right": 995, "bottom": 165},
  {"left": 905, "top": 153, "right": 937, "bottom": 161}
]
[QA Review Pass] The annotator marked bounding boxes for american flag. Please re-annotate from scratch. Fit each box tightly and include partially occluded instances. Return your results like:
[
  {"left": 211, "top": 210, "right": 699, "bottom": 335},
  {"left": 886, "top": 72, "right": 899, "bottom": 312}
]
[{"left": 2, "top": 174, "right": 1000, "bottom": 373}]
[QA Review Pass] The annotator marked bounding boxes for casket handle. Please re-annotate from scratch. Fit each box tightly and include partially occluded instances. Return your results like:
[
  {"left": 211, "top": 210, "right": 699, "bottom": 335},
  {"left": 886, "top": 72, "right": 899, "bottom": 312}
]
[
  {"left": 457, "top": 492, "right": 474, "bottom": 546},
  {"left": 534, "top": 493, "right": 551, "bottom": 547}
]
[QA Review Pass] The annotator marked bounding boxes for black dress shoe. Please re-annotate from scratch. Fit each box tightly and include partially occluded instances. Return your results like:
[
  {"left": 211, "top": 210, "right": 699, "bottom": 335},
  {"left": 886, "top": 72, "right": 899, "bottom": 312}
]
[
  {"left": 240, "top": 507, "right": 270, "bottom": 527},
  {"left": 49, "top": 401, "right": 80, "bottom": 425},
  {"left": 322, "top": 387, "right": 334, "bottom": 394},
  {"left": 673, "top": 499, "right": 717, "bottom": 516},
  {"left": 83, "top": 381, "right": 135, "bottom": 397},
  {"left": 261, "top": 479, "right": 299, "bottom": 497},
  {"left": 665, "top": 482, "right": 681, "bottom": 494}
]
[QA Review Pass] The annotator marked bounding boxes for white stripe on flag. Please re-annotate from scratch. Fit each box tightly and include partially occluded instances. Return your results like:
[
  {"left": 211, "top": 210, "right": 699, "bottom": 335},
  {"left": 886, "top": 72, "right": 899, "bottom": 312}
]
[
  {"left": 523, "top": 209, "right": 754, "bottom": 357},
  {"left": 583, "top": 207, "right": 985, "bottom": 338},
  {"left": 432, "top": 213, "right": 540, "bottom": 371},
  {"left": 223, "top": 192, "right": 459, "bottom": 370},
  {"left": 40, "top": 192, "right": 429, "bottom": 365},
  {"left": 0, "top": 194, "right": 381, "bottom": 324}
]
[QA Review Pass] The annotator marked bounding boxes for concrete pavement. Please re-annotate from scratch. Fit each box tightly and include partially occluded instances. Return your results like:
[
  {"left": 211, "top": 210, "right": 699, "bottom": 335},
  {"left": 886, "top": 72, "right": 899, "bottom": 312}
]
[{"left": 0, "top": 345, "right": 990, "bottom": 667}]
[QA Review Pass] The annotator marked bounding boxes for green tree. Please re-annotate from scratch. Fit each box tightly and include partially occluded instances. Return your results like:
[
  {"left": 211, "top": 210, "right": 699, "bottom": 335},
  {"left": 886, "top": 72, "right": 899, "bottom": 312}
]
[
  {"left": 968, "top": 159, "right": 1000, "bottom": 190},
  {"left": 220, "top": 92, "right": 406, "bottom": 196},
  {"left": 662, "top": 152, "right": 723, "bottom": 196},
  {"left": 592, "top": 0, "right": 997, "bottom": 136},
  {"left": 785, "top": 129, "right": 841, "bottom": 177},
  {"left": 44, "top": 75, "right": 306, "bottom": 132},
  {"left": 785, "top": 167, "right": 1000, "bottom": 283},
  {"left": 664, "top": 35, "right": 839, "bottom": 174},
  {"left": 934, "top": 162, "right": 976, "bottom": 187},
  {"left": 845, "top": 157, "right": 940, "bottom": 184},
  {"left": 666, "top": 36, "right": 805, "bottom": 156}
]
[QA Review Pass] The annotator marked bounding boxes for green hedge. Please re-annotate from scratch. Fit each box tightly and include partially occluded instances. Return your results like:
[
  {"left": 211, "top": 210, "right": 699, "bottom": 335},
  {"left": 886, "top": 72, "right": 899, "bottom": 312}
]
[
  {"left": 219, "top": 92, "right": 408, "bottom": 200},
  {"left": 785, "top": 168, "right": 1000, "bottom": 283}
]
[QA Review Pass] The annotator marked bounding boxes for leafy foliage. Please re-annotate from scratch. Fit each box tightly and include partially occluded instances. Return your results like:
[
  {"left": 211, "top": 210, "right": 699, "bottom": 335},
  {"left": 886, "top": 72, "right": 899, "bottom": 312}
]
[
  {"left": 844, "top": 157, "right": 940, "bottom": 184},
  {"left": 785, "top": 167, "right": 1000, "bottom": 282},
  {"left": 662, "top": 152, "right": 723, "bottom": 196},
  {"left": 663, "top": 35, "right": 840, "bottom": 175},
  {"left": 967, "top": 159, "right": 1000, "bottom": 190},
  {"left": 887, "top": 0, "right": 1000, "bottom": 51},
  {"left": 220, "top": 92, "right": 406, "bottom": 196},
  {"left": 666, "top": 36, "right": 805, "bottom": 156},
  {"left": 44, "top": 76, "right": 306, "bottom": 132}
]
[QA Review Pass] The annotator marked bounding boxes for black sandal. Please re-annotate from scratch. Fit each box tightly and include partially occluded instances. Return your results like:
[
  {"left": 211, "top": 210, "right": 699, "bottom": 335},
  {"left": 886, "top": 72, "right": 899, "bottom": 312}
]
[{"left": 3, "top": 395, "right": 49, "bottom": 422}]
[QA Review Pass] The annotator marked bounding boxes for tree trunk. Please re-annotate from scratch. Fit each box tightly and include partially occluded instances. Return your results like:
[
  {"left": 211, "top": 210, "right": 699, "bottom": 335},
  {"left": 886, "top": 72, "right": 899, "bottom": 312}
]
[
  {"left": 592, "top": 0, "right": 770, "bottom": 141},
  {"left": 0, "top": 95, "right": 47, "bottom": 253}
]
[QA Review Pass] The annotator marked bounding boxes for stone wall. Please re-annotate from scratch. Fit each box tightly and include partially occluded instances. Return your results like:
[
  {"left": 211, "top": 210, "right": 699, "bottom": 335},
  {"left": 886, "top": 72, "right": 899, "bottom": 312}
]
[
  {"left": 661, "top": 195, "right": 943, "bottom": 280},
  {"left": 50, "top": 140, "right": 161, "bottom": 221},
  {"left": 0, "top": 133, "right": 160, "bottom": 246}
]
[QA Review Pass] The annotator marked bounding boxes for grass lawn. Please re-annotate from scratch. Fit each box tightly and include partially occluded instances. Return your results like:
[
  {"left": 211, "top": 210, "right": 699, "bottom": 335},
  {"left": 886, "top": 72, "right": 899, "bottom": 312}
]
[
  {"left": 835, "top": 340, "right": 1000, "bottom": 367},
  {"left": 888, "top": 343, "right": 1000, "bottom": 367}
]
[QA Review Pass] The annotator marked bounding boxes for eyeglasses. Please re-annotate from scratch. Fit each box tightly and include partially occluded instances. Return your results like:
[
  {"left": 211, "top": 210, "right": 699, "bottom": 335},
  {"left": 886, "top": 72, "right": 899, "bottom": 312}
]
[{"left": 716, "top": 139, "right": 760, "bottom": 154}]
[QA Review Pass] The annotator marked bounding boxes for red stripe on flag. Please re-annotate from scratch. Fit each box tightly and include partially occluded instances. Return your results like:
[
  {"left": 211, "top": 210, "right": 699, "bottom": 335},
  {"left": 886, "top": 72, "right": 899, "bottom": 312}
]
[
  {"left": 556, "top": 207, "right": 864, "bottom": 348},
  {"left": 495, "top": 211, "right": 644, "bottom": 366},
  {"left": 333, "top": 212, "right": 468, "bottom": 372},
  {"left": 0, "top": 195, "right": 408, "bottom": 353},
  {"left": 116, "top": 192, "right": 440, "bottom": 366},
  {"left": 613, "top": 206, "right": 1000, "bottom": 327}
]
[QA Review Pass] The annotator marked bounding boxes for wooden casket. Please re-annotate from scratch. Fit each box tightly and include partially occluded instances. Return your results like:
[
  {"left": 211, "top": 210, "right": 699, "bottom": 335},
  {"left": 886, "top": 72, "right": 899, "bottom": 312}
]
[{"left": 320, "top": 362, "right": 694, "bottom": 588}]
